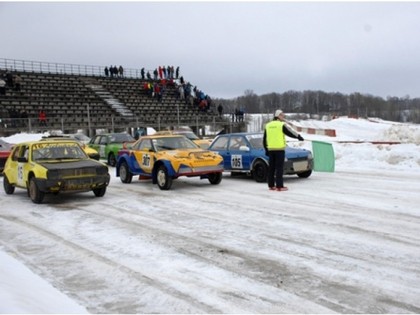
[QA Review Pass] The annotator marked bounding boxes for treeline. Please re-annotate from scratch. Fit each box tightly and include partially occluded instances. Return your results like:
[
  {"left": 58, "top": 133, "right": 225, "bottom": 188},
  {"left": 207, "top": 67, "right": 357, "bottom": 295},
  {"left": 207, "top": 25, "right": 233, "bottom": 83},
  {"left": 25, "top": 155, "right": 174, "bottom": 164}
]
[{"left": 215, "top": 90, "right": 420, "bottom": 123}]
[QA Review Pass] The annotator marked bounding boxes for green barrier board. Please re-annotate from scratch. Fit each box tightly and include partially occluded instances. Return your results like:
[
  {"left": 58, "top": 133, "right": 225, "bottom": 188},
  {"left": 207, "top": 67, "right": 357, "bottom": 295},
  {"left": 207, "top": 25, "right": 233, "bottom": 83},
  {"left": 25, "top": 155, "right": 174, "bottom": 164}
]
[{"left": 311, "top": 140, "right": 335, "bottom": 172}]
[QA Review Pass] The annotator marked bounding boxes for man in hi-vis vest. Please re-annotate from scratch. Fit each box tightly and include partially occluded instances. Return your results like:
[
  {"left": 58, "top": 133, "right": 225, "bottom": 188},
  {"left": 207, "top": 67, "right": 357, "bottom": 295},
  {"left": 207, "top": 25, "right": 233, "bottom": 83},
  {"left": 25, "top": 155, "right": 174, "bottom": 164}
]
[{"left": 263, "top": 109, "right": 304, "bottom": 191}]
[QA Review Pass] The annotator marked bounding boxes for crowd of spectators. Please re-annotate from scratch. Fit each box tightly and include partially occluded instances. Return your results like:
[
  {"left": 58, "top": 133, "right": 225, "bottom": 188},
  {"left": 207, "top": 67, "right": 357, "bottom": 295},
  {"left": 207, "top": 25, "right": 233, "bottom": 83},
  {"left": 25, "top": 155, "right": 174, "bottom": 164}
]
[
  {"left": 104, "top": 65, "right": 124, "bottom": 78},
  {"left": 0, "top": 70, "right": 22, "bottom": 95}
]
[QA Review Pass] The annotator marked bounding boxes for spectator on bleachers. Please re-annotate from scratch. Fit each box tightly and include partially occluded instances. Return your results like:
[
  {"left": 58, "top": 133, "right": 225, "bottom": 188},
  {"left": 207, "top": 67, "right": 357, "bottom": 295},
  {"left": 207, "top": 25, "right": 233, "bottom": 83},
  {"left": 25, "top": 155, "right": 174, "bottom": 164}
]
[
  {"left": 104, "top": 67, "right": 109, "bottom": 77},
  {"left": 118, "top": 65, "right": 124, "bottom": 77},
  {"left": 5, "top": 71, "right": 13, "bottom": 88},
  {"left": 178, "top": 84, "right": 185, "bottom": 100},
  {"left": 175, "top": 66, "right": 180, "bottom": 79},
  {"left": 153, "top": 69, "right": 158, "bottom": 80},
  {"left": 217, "top": 104, "right": 223, "bottom": 117},
  {"left": 13, "top": 74, "right": 22, "bottom": 91},
  {"left": 20, "top": 109, "right": 28, "bottom": 127},
  {"left": 180, "top": 76, "right": 185, "bottom": 85},
  {"left": 162, "top": 67, "right": 167, "bottom": 79},
  {"left": 154, "top": 83, "right": 162, "bottom": 102},
  {"left": 141, "top": 68, "right": 145, "bottom": 80},
  {"left": 146, "top": 71, "right": 151, "bottom": 80},
  {"left": 9, "top": 108, "right": 18, "bottom": 128},
  {"left": 147, "top": 82, "right": 153, "bottom": 97},
  {"left": 109, "top": 65, "right": 114, "bottom": 77},
  {"left": 0, "top": 77, "right": 6, "bottom": 95},
  {"left": 158, "top": 66, "right": 163, "bottom": 79},
  {"left": 39, "top": 109, "right": 47, "bottom": 127}
]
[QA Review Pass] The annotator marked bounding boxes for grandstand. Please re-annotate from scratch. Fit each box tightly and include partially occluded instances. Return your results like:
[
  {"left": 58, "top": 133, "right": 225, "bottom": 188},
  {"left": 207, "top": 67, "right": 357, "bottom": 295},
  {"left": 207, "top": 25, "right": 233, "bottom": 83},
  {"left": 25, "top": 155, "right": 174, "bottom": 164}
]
[{"left": 0, "top": 58, "right": 228, "bottom": 137}]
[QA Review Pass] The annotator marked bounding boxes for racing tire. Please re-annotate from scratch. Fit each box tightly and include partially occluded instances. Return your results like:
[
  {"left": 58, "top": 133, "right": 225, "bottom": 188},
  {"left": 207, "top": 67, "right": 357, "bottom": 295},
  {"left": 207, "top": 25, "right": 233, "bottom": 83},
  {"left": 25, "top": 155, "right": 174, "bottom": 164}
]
[
  {"left": 107, "top": 152, "right": 117, "bottom": 167},
  {"left": 252, "top": 160, "right": 268, "bottom": 182},
  {"left": 93, "top": 186, "right": 107, "bottom": 197},
  {"left": 297, "top": 170, "right": 312, "bottom": 178},
  {"left": 29, "top": 177, "right": 45, "bottom": 204},
  {"left": 119, "top": 162, "right": 133, "bottom": 184},
  {"left": 208, "top": 173, "right": 222, "bottom": 185},
  {"left": 3, "top": 175, "right": 15, "bottom": 194},
  {"left": 156, "top": 165, "right": 172, "bottom": 190}
]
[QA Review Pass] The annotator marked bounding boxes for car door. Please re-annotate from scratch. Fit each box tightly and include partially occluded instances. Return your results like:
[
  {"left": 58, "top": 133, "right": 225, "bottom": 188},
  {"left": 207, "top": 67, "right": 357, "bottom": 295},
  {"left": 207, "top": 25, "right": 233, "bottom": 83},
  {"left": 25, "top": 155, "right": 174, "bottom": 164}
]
[
  {"left": 97, "top": 135, "right": 110, "bottom": 159},
  {"left": 132, "top": 138, "right": 155, "bottom": 175},
  {"left": 10, "top": 144, "right": 29, "bottom": 188},
  {"left": 209, "top": 136, "right": 230, "bottom": 170},
  {"left": 227, "top": 135, "right": 252, "bottom": 171}
]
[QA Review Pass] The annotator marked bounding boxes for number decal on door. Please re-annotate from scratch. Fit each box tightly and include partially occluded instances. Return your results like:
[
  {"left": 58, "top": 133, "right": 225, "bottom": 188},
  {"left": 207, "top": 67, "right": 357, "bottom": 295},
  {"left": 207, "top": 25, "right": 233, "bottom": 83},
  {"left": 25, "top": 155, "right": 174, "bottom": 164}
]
[
  {"left": 231, "top": 155, "right": 243, "bottom": 169},
  {"left": 142, "top": 154, "right": 151, "bottom": 167}
]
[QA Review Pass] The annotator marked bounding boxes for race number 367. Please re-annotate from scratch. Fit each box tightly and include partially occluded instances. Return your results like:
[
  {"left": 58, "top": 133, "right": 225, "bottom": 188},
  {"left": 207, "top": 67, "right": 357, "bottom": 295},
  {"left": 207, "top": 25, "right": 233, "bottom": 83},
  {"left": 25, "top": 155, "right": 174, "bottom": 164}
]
[{"left": 231, "top": 155, "right": 243, "bottom": 169}]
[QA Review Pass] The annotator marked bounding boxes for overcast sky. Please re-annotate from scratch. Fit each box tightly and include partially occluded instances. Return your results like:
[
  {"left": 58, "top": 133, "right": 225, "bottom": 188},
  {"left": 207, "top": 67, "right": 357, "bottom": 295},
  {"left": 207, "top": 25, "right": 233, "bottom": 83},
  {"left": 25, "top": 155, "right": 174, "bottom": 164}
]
[{"left": 1, "top": 1, "right": 420, "bottom": 99}]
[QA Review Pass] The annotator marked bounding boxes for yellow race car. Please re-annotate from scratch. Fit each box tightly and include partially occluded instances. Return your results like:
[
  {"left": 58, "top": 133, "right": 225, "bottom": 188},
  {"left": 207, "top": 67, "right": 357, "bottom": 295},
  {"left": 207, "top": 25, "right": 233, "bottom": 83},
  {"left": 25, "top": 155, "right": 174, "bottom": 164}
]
[
  {"left": 154, "top": 130, "right": 212, "bottom": 149},
  {"left": 116, "top": 134, "right": 223, "bottom": 190},
  {"left": 3, "top": 139, "right": 110, "bottom": 203}
]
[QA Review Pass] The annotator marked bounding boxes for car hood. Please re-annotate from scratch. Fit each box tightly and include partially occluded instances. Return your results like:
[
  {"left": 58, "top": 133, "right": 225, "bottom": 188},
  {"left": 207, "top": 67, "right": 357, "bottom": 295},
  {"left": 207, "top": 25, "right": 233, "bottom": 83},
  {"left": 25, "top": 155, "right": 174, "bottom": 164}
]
[
  {"left": 285, "top": 146, "right": 311, "bottom": 159},
  {"left": 162, "top": 149, "right": 221, "bottom": 160},
  {"left": 38, "top": 159, "right": 107, "bottom": 170}
]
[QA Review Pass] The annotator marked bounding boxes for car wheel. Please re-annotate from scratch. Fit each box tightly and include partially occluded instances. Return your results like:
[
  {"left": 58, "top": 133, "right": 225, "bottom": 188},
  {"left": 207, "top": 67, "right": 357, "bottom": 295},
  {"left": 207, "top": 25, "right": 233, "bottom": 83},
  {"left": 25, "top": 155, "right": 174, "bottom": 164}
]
[
  {"left": 93, "top": 186, "right": 107, "bottom": 197},
  {"left": 3, "top": 175, "right": 15, "bottom": 194},
  {"left": 29, "top": 177, "right": 45, "bottom": 204},
  {"left": 119, "top": 161, "right": 133, "bottom": 184},
  {"left": 108, "top": 152, "right": 116, "bottom": 167},
  {"left": 156, "top": 165, "right": 172, "bottom": 190},
  {"left": 297, "top": 170, "right": 312, "bottom": 178},
  {"left": 208, "top": 173, "right": 222, "bottom": 185},
  {"left": 252, "top": 160, "right": 268, "bottom": 182}
]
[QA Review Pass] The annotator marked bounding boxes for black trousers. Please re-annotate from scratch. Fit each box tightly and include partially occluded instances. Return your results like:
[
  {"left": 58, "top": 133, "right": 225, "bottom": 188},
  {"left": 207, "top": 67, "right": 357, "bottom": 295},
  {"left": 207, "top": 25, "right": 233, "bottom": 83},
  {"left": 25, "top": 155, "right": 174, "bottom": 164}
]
[{"left": 267, "top": 150, "right": 285, "bottom": 188}]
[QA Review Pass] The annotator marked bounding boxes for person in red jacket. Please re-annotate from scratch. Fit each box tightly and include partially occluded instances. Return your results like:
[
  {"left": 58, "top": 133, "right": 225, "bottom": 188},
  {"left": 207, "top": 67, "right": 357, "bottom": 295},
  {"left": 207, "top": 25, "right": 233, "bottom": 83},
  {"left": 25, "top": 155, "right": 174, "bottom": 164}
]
[{"left": 38, "top": 110, "right": 47, "bottom": 127}]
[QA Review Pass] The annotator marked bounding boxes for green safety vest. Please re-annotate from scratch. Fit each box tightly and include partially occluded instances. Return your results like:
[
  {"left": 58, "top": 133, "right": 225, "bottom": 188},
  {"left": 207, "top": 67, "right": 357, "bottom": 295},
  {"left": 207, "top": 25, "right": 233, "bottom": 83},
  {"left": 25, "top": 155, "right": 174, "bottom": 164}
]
[{"left": 265, "top": 120, "right": 286, "bottom": 150}]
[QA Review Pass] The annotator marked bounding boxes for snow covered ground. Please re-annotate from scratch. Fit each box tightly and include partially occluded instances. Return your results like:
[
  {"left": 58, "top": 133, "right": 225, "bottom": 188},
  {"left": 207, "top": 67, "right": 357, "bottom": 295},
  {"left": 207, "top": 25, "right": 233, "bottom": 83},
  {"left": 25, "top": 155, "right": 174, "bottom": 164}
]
[{"left": 1, "top": 116, "right": 419, "bottom": 313}]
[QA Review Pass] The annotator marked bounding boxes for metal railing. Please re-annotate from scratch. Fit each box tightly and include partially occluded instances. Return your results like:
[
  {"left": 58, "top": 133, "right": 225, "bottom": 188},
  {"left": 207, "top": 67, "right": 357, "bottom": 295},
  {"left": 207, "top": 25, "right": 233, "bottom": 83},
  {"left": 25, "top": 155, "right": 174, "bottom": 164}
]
[{"left": 0, "top": 57, "right": 156, "bottom": 79}]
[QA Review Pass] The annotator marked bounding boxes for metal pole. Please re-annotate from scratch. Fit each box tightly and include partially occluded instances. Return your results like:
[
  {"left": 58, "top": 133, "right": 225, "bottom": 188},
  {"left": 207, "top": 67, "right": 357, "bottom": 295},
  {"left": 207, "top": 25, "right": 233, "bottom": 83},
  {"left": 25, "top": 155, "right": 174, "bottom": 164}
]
[
  {"left": 87, "top": 103, "right": 91, "bottom": 136},
  {"left": 177, "top": 103, "right": 180, "bottom": 128}
]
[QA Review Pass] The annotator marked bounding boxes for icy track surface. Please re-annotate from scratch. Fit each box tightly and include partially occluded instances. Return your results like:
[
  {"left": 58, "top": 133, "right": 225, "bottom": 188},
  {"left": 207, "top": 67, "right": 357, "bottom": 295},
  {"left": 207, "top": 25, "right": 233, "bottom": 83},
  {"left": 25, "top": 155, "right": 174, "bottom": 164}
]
[{"left": 1, "top": 168, "right": 420, "bottom": 313}]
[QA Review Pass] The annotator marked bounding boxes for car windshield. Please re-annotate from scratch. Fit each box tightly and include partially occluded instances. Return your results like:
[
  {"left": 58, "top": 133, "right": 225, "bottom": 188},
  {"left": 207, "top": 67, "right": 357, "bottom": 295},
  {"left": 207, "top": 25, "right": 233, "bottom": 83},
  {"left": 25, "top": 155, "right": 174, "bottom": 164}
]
[
  {"left": 177, "top": 131, "right": 199, "bottom": 140},
  {"left": 72, "top": 134, "right": 90, "bottom": 142},
  {"left": 32, "top": 143, "right": 88, "bottom": 161},
  {"left": 152, "top": 136, "right": 198, "bottom": 151},
  {"left": 109, "top": 134, "right": 135, "bottom": 143},
  {"left": 246, "top": 134, "right": 264, "bottom": 149}
]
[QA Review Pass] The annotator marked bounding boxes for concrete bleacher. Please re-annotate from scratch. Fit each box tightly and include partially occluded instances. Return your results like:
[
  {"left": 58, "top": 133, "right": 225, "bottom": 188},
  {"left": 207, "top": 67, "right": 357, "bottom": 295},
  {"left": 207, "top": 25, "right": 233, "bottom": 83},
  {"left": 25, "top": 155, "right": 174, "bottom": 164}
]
[{"left": 0, "top": 59, "right": 224, "bottom": 136}]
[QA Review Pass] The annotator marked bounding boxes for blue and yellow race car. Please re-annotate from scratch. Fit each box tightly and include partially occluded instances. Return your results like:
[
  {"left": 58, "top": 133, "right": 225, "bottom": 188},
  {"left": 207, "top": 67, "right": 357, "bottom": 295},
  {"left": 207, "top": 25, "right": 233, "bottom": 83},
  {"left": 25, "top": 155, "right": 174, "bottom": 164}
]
[
  {"left": 208, "top": 132, "right": 313, "bottom": 182},
  {"left": 116, "top": 135, "right": 224, "bottom": 190}
]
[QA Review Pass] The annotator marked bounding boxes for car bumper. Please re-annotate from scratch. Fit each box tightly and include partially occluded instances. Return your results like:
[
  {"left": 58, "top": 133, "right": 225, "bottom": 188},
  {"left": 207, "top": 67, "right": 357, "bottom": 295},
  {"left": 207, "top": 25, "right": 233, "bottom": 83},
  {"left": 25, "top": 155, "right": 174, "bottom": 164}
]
[
  {"left": 34, "top": 174, "right": 110, "bottom": 193},
  {"left": 284, "top": 158, "right": 313, "bottom": 174},
  {"left": 177, "top": 165, "right": 224, "bottom": 176}
]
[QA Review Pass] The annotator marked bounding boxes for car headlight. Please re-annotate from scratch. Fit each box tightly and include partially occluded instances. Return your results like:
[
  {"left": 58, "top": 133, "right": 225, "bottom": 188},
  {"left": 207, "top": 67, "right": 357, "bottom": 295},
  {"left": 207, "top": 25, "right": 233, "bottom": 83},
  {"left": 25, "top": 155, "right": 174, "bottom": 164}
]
[
  {"left": 96, "top": 167, "right": 108, "bottom": 175},
  {"left": 48, "top": 169, "right": 60, "bottom": 179}
]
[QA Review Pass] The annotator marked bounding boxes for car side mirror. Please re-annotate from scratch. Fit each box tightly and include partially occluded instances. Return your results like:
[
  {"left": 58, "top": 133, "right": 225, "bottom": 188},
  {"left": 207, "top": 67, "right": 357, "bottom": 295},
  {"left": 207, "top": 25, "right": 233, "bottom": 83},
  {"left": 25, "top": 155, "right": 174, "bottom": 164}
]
[{"left": 239, "top": 145, "right": 250, "bottom": 152}]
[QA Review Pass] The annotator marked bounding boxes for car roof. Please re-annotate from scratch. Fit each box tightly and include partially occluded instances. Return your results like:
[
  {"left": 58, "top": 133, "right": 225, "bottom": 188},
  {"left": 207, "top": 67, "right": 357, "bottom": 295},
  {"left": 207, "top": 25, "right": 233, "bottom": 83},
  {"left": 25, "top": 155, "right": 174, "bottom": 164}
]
[
  {"left": 139, "top": 134, "right": 188, "bottom": 139},
  {"left": 217, "top": 132, "right": 263, "bottom": 136},
  {"left": 12, "top": 139, "right": 81, "bottom": 146}
]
